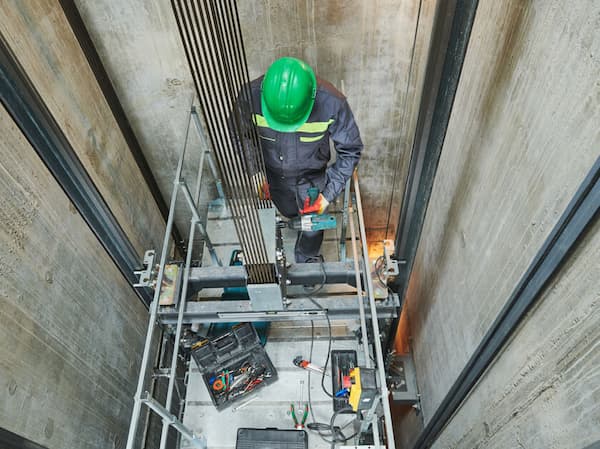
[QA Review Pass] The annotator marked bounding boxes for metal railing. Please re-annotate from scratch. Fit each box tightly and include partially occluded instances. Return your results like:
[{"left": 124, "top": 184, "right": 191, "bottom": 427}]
[
  {"left": 125, "top": 106, "right": 396, "bottom": 447},
  {"left": 126, "top": 107, "right": 216, "bottom": 449}
]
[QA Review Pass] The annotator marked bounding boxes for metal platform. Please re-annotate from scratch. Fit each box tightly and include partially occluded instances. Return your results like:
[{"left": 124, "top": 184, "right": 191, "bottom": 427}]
[
  {"left": 125, "top": 105, "right": 398, "bottom": 448},
  {"left": 181, "top": 323, "right": 366, "bottom": 449}
]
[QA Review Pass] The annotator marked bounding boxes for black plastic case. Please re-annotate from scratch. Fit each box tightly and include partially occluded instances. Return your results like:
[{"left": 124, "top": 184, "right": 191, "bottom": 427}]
[
  {"left": 236, "top": 428, "right": 307, "bottom": 449},
  {"left": 191, "top": 323, "right": 277, "bottom": 410},
  {"left": 331, "top": 350, "right": 357, "bottom": 411}
]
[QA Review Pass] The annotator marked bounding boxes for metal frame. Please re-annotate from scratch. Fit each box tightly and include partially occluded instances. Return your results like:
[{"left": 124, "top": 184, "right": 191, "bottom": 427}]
[
  {"left": 122, "top": 100, "right": 401, "bottom": 448},
  {"left": 185, "top": 262, "right": 359, "bottom": 293},
  {"left": 126, "top": 109, "right": 214, "bottom": 449},
  {"left": 353, "top": 171, "right": 396, "bottom": 449},
  {"left": 157, "top": 294, "right": 399, "bottom": 324},
  {"left": 412, "top": 157, "right": 599, "bottom": 448}
]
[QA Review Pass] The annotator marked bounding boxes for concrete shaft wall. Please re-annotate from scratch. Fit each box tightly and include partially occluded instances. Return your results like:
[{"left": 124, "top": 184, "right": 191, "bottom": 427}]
[
  {"left": 73, "top": 0, "right": 437, "bottom": 251},
  {"left": 404, "top": 0, "right": 599, "bottom": 447},
  {"left": 238, "top": 0, "right": 436, "bottom": 246},
  {"left": 0, "top": 2, "right": 165, "bottom": 448},
  {"left": 0, "top": 1, "right": 165, "bottom": 255}
]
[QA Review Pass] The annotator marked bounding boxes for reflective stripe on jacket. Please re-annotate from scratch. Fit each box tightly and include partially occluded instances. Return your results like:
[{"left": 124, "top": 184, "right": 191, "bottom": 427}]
[{"left": 245, "top": 75, "right": 363, "bottom": 202}]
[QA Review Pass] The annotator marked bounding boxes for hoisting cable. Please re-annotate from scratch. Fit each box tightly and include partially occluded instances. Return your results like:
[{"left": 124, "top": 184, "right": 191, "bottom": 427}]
[{"left": 172, "top": 0, "right": 275, "bottom": 283}]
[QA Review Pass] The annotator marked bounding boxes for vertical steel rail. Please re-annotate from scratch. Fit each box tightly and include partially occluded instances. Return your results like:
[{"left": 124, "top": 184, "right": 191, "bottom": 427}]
[
  {"left": 159, "top": 219, "right": 199, "bottom": 449},
  {"left": 190, "top": 110, "right": 222, "bottom": 266},
  {"left": 348, "top": 193, "right": 371, "bottom": 367},
  {"left": 126, "top": 113, "right": 193, "bottom": 449},
  {"left": 349, "top": 190, "right": 381, "bottom": 446},
  {"left": 340, "top": 179, "right": 351, "bottom": 261},
  {"left": 353, "top": 171, "right": 396, "bottom": 449},
  {"left": 191, "top": 108, "right": 225, "bottom": 201},
  {"left": 159, "top": 116, "right": 211, "bottom": 448},
  {"left": 141, "top": 330, "right": 168, "bottom": 447}
]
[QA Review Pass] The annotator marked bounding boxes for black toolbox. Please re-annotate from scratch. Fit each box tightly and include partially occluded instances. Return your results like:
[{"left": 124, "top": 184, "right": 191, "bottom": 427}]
[
  {"left": 236, "top": 428, "right": 307, "bottom": 449},
  {"left": 331, "top": 350, "right": 357, "bottom": 411},
  {"left": 191, "top": 323, "right": 277, "bottom": 410}
]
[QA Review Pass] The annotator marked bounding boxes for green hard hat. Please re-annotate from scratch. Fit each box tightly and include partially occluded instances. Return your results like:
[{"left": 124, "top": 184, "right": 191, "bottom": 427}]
[{"left": 261, "top": 57, "right": 317, "bottom": 132}]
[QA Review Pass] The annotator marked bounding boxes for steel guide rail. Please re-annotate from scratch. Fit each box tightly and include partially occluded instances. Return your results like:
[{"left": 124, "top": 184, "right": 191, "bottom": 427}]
[{"left": 158, "top": 113, "right": 214, "bottom": 447}]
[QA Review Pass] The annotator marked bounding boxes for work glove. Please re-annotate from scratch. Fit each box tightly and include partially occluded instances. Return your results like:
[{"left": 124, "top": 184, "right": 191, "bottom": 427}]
[
  {"left": 300, "top": 193, "right": 329, "bottom": 215},
  {"left": 251, "top": 173, "right": 270, "bottom": 200}
]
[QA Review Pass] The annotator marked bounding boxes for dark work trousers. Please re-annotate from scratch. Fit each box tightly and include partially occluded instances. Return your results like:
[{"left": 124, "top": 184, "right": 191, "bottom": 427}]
[{"left": 269, "top": 176, "right": 326, "bottom": 263}]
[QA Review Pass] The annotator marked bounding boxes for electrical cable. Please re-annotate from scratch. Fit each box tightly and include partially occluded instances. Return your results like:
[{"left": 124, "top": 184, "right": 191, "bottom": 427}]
[
  {"left": 307, "top": 321, "right": 357, "bottom": 448},
  {"left": 307, "top": 296, "right": 332, "bottom": 398},
  {"left": 302, "top": 255, "right": 327, "bottom": 295}
]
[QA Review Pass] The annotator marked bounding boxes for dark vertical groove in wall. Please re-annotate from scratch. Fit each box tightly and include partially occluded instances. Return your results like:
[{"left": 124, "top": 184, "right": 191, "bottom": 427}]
[
  {"left": 412, "top": 158, "right": 599, "bottom": 449},
  {"left": 0, "top": 427, "right": 48, "bottom": 449},
  {"left": 388, "top": 0, "right": 479, "bottom": 337},
  {"left": 0, "top": 35, "right": 152, "bottom": 307},
  {"left": 58, "top": 0, "right": 184, "bottom": 255}
]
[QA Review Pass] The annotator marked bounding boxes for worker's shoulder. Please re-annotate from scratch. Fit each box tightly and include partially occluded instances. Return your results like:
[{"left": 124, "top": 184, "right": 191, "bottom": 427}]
[
  {"left": 247, "top": 76, "right": 264, "bottom": 98},
  {"left": 316, "top": 76, "right": 346, "bottom": 103}
]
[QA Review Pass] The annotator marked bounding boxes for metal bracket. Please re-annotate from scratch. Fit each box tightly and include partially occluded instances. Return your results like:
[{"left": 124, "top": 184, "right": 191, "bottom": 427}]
[
  {"left": 388, "top": 353, "right": 419, "bottom": 405},
  {"left": 133, "top": 250, "right": 157, "bottom": 288},
  {"left": 247, "top": 283, "right": 285, "bottom": 311},
  {"left": 383, "top": 240, "right": 399, "bottom": 276}
]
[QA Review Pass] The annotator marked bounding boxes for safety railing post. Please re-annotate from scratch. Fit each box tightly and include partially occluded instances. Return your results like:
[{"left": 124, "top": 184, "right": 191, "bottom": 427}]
[
  {"left": 353, "top": 170, "right": 396, "bottom": 449},
  {"left": 126, "top": 110, "right": 194, "bottom": 449}
]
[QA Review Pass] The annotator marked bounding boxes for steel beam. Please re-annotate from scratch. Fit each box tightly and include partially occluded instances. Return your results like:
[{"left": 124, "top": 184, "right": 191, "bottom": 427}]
[
  {"left": 157, "top": 294, "right": 399, "bottom": 324},
  {"left": 186, "top": 262, "right": 357, "bottom": 293}
]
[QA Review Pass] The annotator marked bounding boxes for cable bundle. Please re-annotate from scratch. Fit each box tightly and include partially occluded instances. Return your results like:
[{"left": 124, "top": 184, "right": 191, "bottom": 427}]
[{"left": 172, "top": 0, "right": 274, "bottom": 283}]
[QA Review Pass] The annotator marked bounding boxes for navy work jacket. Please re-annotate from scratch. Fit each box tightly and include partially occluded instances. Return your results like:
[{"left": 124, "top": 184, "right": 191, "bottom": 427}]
[{"left": 239, "top": 76, "right": 363, "bottom": 203}]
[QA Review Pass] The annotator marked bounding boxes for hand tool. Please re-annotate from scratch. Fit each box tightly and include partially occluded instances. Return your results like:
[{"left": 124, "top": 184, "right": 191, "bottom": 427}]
[
  {"left": 291, "top": 380, "right": 309, "bottom": 429},
  {"left": 293, "top": 356, "right": 330, "bottom": 376}
]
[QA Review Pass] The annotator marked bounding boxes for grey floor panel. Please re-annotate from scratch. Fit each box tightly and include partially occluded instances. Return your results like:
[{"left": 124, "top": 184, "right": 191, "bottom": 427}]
[
  {"left": 184, "top": 203, "right": 364, "bottom": 448},
  {"left": 182, "top": 336, "right": 362, "bottom": 449}
]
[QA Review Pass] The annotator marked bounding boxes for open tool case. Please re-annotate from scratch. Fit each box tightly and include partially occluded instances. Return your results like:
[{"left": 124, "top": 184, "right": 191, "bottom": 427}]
[{"left": 191, "top": 323, "right": 277, "bottom": 410}]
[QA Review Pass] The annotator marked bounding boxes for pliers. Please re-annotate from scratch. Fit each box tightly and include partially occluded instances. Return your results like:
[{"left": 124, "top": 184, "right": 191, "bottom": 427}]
[{"left": 291, "top": 403, "right": 309, "bottom": 429}]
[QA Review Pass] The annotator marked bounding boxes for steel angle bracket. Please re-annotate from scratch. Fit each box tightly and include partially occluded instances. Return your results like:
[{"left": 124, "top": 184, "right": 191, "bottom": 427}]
[{"left": 133, "top": 250, "right": 157, "bottom": 288}]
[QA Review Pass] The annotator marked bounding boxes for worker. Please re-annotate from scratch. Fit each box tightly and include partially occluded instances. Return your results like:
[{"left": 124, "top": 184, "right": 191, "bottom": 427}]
[{"left": 237, "top": 57, "right": 363, "bottom": 263}]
